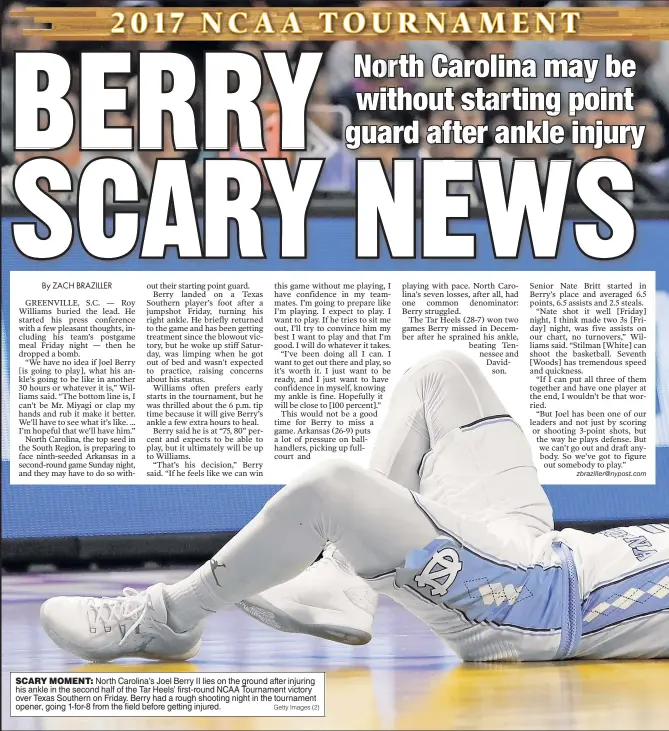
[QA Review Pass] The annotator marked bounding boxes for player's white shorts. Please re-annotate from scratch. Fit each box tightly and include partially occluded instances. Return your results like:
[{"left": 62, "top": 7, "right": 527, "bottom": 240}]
[
  {"left": 361, "top": 350, "right": 667, "bottom": 661},
  {"left": 365, "top": 500, "right": 668, "bottom": 662}
]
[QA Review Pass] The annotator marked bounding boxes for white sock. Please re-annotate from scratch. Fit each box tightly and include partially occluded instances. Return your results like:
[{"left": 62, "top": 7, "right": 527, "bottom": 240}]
[{"left": 163, "top": 562, "right": 231, "bottom": 633}]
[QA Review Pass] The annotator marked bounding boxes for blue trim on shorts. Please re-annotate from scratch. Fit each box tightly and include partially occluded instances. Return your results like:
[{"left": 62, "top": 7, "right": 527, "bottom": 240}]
[
  {"left": 584, "top": 558, "right": 669, "bottom": 598},
  {"left": 410, "top": 492, "right": 553, "bottom": 573},
  {"left": 553, "top": 542, "right": 583, "bottom": 659},
  {"left": 581, "top": 563, "right": 669, "bottom": 636},
  {"left": 395, "top": 536, "right": 565, "bottom": 634}
]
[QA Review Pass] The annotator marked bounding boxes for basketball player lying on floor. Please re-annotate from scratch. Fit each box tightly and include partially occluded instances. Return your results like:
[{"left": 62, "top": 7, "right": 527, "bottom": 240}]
[{"left": 42, "top": 351, "right": 669, "bottom": 662}]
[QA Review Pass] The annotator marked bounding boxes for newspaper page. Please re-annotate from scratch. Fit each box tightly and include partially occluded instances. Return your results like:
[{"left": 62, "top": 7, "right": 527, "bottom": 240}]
[{"left": 2, "top": 3, "right": 669, "bottom": 729}]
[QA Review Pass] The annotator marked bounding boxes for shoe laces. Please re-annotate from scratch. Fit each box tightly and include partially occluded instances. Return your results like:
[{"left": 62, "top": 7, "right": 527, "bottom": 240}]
[{"left": 88, "top": 588, "right": 150, "bottom": 645}]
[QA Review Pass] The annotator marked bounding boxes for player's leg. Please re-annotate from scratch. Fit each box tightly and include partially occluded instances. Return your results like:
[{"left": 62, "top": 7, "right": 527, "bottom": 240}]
[
  {"left": 40, "top": 459, "right": 444, "bottom": 661},
  {"left": 239, "top": 351, "right": 554, "bottom": 642},
  {"left": 562, "top": 523, "right": 669, "bottom": 660},
  {"left": 370, "top": 350, "right": 553, "bottom": 532},
  {"left": 369, "top": 349, "right": 505, "bottom": 492},
  {"left": 42, "top": 458, "right": 567, "bottom": 663}
]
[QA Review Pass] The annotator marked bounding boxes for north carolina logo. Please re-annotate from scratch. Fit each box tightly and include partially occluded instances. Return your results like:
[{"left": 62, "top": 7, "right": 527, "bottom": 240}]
[{"left": 414, "top": 547, "right": 463, "bottom": 597}]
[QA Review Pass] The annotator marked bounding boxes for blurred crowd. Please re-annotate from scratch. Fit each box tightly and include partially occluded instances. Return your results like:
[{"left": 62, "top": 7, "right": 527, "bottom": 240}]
[{"left": 2, "top": 0, "right": 669, "bottom": 204}]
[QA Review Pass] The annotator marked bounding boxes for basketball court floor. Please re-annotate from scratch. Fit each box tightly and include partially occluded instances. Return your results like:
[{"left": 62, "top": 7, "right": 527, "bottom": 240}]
[{"left": 3, "top": 568, "right": 668, "bottom": 730}]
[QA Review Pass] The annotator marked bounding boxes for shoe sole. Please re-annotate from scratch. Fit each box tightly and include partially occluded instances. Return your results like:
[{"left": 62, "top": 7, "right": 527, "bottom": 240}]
[
  {"left": 41, "top": 605, "right": 202, "bottom": 663},
  {"left": 237, "top": 597, "right": 372, "bottom": 646}
]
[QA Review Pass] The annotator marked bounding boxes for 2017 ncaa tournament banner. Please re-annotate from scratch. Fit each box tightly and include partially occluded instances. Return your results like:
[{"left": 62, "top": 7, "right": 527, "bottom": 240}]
[{"left": 2, "top": 3, "right": 669, "bottom": 729}]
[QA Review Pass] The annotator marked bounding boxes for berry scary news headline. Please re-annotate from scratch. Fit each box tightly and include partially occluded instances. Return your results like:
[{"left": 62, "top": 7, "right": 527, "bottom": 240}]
[{"left": 3, "top": 2, "right": 669, "bottom": 262}]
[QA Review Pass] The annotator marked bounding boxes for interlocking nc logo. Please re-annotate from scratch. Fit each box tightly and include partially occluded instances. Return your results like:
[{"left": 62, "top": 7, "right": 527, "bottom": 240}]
[{"left": 414, "top": 547, "right": 463, "bottom": 597}]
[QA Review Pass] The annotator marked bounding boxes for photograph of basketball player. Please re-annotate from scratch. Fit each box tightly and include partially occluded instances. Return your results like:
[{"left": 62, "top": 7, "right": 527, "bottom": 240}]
[{"left": 41, "top": 352, "right": 669, "bottom": 663}]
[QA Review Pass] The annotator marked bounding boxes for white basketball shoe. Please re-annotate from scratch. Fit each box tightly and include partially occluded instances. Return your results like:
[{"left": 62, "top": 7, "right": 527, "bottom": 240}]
[
  {"left": 40, "top": 583, "right": 203, "bottom": 662},
  {"left": 237, "top": 546, "right": 378, "bottom": 645}
]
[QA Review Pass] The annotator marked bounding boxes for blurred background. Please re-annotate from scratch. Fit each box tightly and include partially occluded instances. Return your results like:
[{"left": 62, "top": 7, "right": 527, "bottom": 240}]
[{"left": 2, "top": 0, "right": 669, "bottom": 203}]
